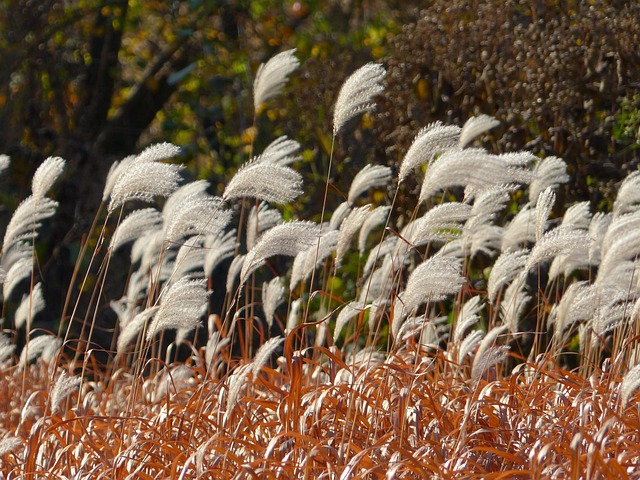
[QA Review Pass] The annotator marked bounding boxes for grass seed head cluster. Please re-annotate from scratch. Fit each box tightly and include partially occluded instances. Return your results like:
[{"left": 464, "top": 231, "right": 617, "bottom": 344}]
[{"left": 1, "top": 50, "right": 640, "bottom": 478}]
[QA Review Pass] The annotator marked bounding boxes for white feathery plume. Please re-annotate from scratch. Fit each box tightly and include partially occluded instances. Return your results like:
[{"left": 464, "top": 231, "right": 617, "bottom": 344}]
[
  {"left": 3, "top": 256, "right": 32, "bottom": 300},
  {"left": 535, "top": 187, "right": 555, "bottom": 242},
  {"left": 224, "top": 364, "right": 251, "bottom": 424},
  {"left": 367, "top": 299, "right": 386, "bottom": 332},
  {"left": 131, "top": 229, "right": 159, "bottom": 265},
  {"left": 501, "top": 278, "right": 531, "bottom": 333},
  {"left": 0, "top": 154, "right": 10, "bottom": 175},
  {"left": 395, "top": 313, "right": 447, "bottom": 346},
  {"left": 247, "top": 202, "right": 282, "bottom": 251},
  {"left": 561, "top": 201, "right": 592, "bottom": 231},
  {"left": 0, "top": 334, "right": 16, "bottom": 365},
  {"left": 588, "top": 212, "right": 611, "bottom": 265},
  {"left": 205, "top": 331, "right": 230, "bottom": 369},
  {"left": 286, "top": 298, "right": 302, "bottom": 334},
  {"left": 471, "top": 345, "right": 508, "bottom": 384},
  {"left": 174, "top": 326, "right": 196, "bottom": 347},
  {"left": 551, "top": 281, "right": 591, "bottom": 341},
  {"left": 162, "top": 180, "right": 210, "bottom": 222},
  {"left": 103, "top": 154, "right": 135, "bottom": 202},
  {"left": 253, "top": 49, "right": 300, "bottom": 113},
  {"left": 334, "top": 301, "right": 366, "bottom": 340},
  {"left": 163, "top": 193, "right": 231, "bottom": 243},
  {"left": 335, "top": 205, "right": 371, "bottom": 268},
  {"left": 363, "top": 235, "right": 395, "bottom": 278},
  {"left": 398, "top": 122, "right": 461, "bottom": 183},
  {"left": 396, "top": 316, "right": 427, "bottom": 344},
  {"left": 358, "top": 205, "right": 390, "bottom": 254},
  {"left": 136, "top": 142, "right": 182, "bottom": 163},
  {"left": 240, "top": 221, "right": 321, "bottom": 286},
  {"left": 290, "top": 230, "right": 338, "bottom": 290},
  {"left": 632, "top": 292, "right": 640, "bottom": 326},
  {"left": 257, "top": 136, "right": 301, "bottom": 166},
  {"left": 458, "top": 329, "right": 484, "bottom": 362},
  {"left": 157, "top": 248, "right": 179, "bottom": 284},
  {"left": 628, "top": 344, "right": 640, "bottom": 372},
  {"left": 333, "top": 63, "right": 386, "bottom": 136},
  {"left": 19, "top": 335, "right": 62, "bottom": 368},
  {"left": 150, "top": 364, "right": 195, "bottom": 402},
  {"left": 251, "top": 336, "right": 283, "bottom": 378},
  {"left": 145, "top": 277, "right": 209, "bottom": 341},
  {"left": 134, "top": 230, "right": 165, "bottom": 274},
  {"left": 402, "top": 256, "right": 464, "bottom": 314},
  {"left": 263, "top": 277, "right": 285, "bottom": 328},
  {"left": 117, "top": 306, "right": 160, "bottom": 355},
  {"left": 32, "top": 156, "right": 65, "bottom": 201},
  {"left": 329, "top": 201, "right": 352, "bottom": 230},
  {"left": 462, "top": 185, "right": 514, "bottom": 258},
  {"left": 204, "top": 229, "right": 238, "bottom": 275},
  {"left": 578, "top": 320, "right": 591, "bottom": 354},
  {"left": 107, "top": 143, "right": 182, "bottom": 211},
  {"left": 110, "top": 296, "right": 137, "bottom": 329},
  {"left": 529, "top": 156, "right": 569, "bottom": 204},
  {"left": 589, "top": 295, "right": 629, "bottom": 348},
  {"left": 621, "top": 363, "right": 640, "bottom": 408},
  {"left": 50, "top": 370, "right": 81, "bottom": 414},
  {"left": 436, "top": 237, "right": 465, "bottom": 259},
  {"left": 471, "top": 325, "right": 507, "bottom": 383},
  {"left": 3, "top": 196, "right": 58, "bottom": 255},
  {"left": 498, "top": 151, "right": 538, "bottom": 167},
  {"left": 409, "top": 202, "right": 472, "bottom": 247},
  {"left": 501, "top": 204, "right": 536, "bottom": 252},
  {"left": 453, "top": 296, "right": 483, "bottom": 343},
  {"left": 0, "top": 241, "right": 29, "bottom": 273},
  {"left": 315, "top": 310, "right": 329, "bottom": 348},
  {"left": 600, "top": 210, "right": 640, "bottom": 261},
  {"left": 170, "top": 237, "right": 206, "bottom": 281},
  {"left": 614, "top": 171, "right": 640, "bottom": 219},
  {"left": 222, "top": 160, "right": 302, "bottom": 205},
  {"left": 122, "top": 270, "right": 151, "bottom": 311},
  {"left": 556, "top": 283, "right": 630, "bottom": 351},
  {"left": 347, "top": 164, "right": 392, "bottom": 205},
  {"left": 418, "top": 318, "right": 446, "bottom": 349},
  {"left": 108, "top": 160, "right": 184, "bottom": 213},
  {"left": 360, "top": 254, "right": 394, "bottom": 303},
  {"left": 419, "top": 148, "right": 534, "bottom": 203},
  {"left": 465, "top": 184, "right": 513, "bottom": 219},
  {"left": 0, "top": 437, "right": 22, "bottom": 457},
  {"left": 110, "top": 208, "right": 162, "bottom": 252},
  {"left": 548, "top": 203, "right": 593, "bottom": 280},
  {"left": 390, "top": 298, "right": 406, "bottom": 341},
  {"left": 464, "top": 225, "right": 504, "bottom": 258},
  {"left": 473, "top": 325, "right": 507, "bottom": 370},
  {"left": 458, "top": 114, "right": 500, "bottom": 148},
  {"left": 525, "top": 227, "right": 592, "bottom": 273},
  {"left": 487, "top": 249, "right": 529, "bottom": 302},
  {"left": 598, "top": 211, "right": 640, "bottom": 281},
  {"left": 14, "top": 282, "right": 45, "bottom": 330},
  {"left": 226, "top": 255, "right": 246, "bottom": 293}
]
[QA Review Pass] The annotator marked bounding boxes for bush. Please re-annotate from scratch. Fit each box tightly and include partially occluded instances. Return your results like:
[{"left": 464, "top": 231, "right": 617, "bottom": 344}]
[{"left": 376, "top": 0, "right": 640, "bottom": 209}]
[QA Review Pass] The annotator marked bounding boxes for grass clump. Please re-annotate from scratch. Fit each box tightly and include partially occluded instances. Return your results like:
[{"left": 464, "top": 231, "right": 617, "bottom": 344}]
[{"left": 1, "top": 48, "right": 640, "bottom": 479}]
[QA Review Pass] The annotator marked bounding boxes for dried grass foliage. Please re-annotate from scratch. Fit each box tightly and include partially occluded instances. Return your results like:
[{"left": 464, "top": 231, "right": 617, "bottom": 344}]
[{"left": 2, "top": 349, "right": 640, "bottom": 477}]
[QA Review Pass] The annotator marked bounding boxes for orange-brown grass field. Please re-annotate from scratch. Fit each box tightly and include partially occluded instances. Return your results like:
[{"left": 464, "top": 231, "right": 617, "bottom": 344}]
[{"left": 2, "top": 54, "right": 640, "bottom": 479}]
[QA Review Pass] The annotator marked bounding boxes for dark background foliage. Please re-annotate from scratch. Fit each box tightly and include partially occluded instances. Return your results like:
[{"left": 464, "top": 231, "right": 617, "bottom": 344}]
[{"left": 374, "top": 0, "right": 640, "bottom": 211}]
